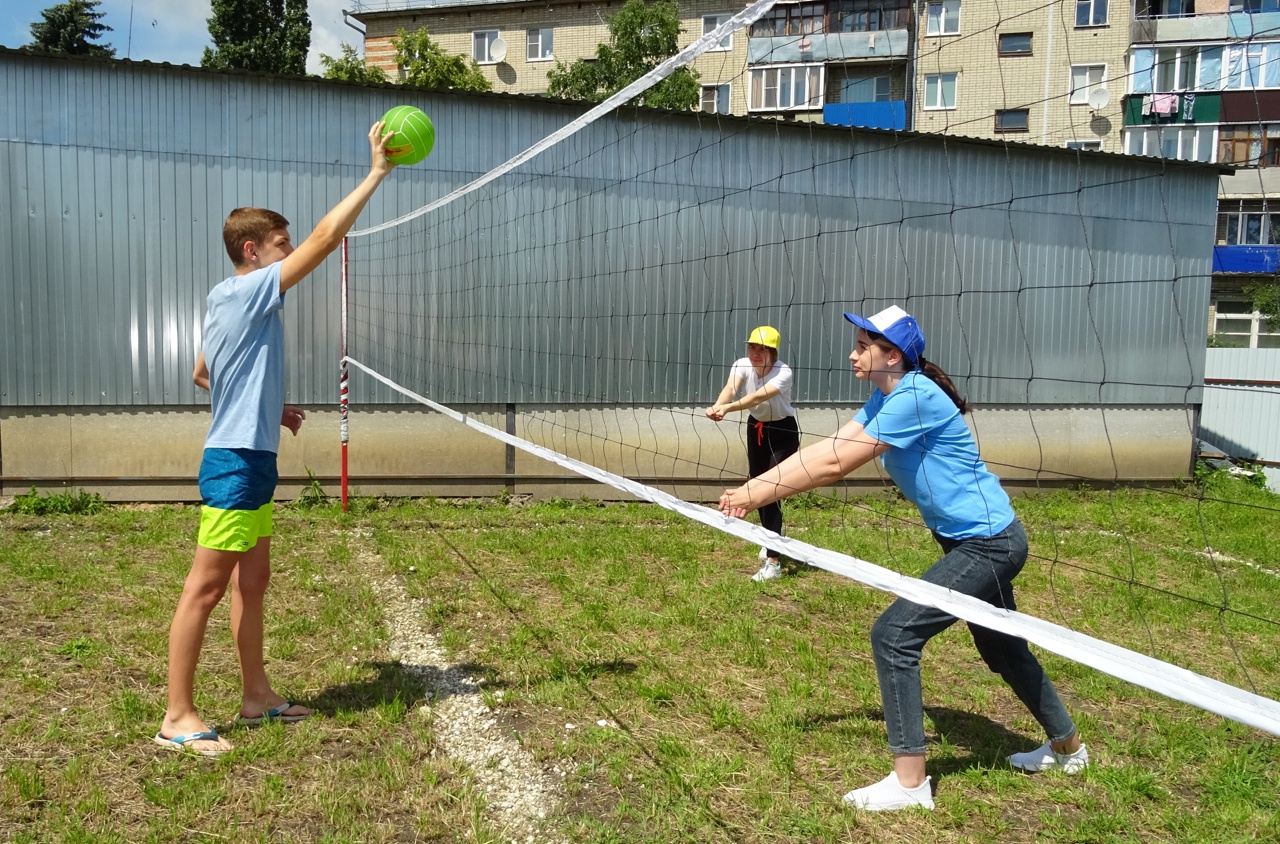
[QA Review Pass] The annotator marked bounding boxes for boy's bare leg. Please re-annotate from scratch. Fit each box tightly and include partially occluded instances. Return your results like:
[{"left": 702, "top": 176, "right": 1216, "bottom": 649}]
[
  {"left": 160, "top": 545, "right": 239, "bottom": 753},
  {"left": 231, "top": 537, "right": 311, "bottom": 719}
]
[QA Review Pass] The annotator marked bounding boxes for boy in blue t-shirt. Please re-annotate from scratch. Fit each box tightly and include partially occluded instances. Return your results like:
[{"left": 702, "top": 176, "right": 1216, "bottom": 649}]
[{"left": 155, "top": 123, "right": 396, "bottom": 756}]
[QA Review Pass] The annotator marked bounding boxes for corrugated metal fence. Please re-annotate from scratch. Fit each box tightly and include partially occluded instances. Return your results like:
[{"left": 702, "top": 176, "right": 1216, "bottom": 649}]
[
  {"left": 2, "top": 48, "right": 1219, "bottom": 409},
  {"left": 1201, "top": 348, "right": 1280, "bottom": 491}
]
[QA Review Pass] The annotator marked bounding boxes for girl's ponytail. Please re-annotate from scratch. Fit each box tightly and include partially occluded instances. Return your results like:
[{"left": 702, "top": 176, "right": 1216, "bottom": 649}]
[{"left": 916, "top": 356, "right": 969, "bottom": 414}]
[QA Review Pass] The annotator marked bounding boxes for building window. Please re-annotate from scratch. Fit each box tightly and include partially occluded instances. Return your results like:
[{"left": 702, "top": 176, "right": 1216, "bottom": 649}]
[
  {"left": 923, "top": 72, "right": 957, "bottom": 109},
  {"left": 1156, "top": 46, "right": 1199, "bottom": 91},
  {"left": 998, "top": 33, "right": 1032, "bottom": 55},
  {"left": 1142, "top": 0, "right": 1195, "bottom": 15},
  {"left": 995, "top": 109, "right": 1030, "bottom": 132},
  {"left": 1066, "top": 140, "right": 1103, "bottom": 150},
  {"left": 1222, "top": 42, "right": 1280, "bottom": 89},
  {"left": 827, "top": 0, "right": 910, "bottom": 32},
  {"left": 748, "top": 64, "right": 825, "bottom": 111},
  {"left": 841, "top": 75, "right": 892, "bottom": 102},
  {"left": 1228, "top": 42, "right": 1262, "bottom": 89},
  {"left": 1069, "top": 64, "right": 1106, "bottom": 104},
  {"left": 1076, "top": 0, "right": 1108, "bottom": 26},
  {"left": 1212, "top": 299, "right": 1280, "bottom": 348},
  {"left": 750, "top": 3, "right": 824, "bottom": 36},
  {"left": 1131, "top": 46, "right": 1206, "bottom": 93},
  {"left": 926, "top": 0, "right": 961, "bottom": 35},
  {"left": 473, "top": 30, "right": 500, "bottom": 64},
  {"left": 703, "top": 14, "right": 733, "bottom": 50},
  {"left": 1124, "top": 125, "right": 1214, "bottom": 161},
  {"left": 526, "top": 28, "right": 553, "bottom": 61},
  {"left": 1217, "top": 201, "right": 1280, "bottom": 245},
  {"left": 1218, "top": 125, "right": 1280, "bottom": 167},
  {"left": 702, "top": 83, "right": 731, "bottom": 114},
  {"left": 1230, "top": 0, "right": 1280, "bottom": 12}
]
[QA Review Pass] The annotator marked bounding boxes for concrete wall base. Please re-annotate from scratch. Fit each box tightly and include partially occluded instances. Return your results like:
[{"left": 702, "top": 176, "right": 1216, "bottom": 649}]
[{"left": 0, "top": 404, "right": 1197, "bottom": 502}]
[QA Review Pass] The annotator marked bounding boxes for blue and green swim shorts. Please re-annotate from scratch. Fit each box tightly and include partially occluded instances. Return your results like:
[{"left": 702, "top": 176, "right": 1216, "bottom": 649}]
[{"left": 197, "top": 448, "right": 278, "bottom": 552}]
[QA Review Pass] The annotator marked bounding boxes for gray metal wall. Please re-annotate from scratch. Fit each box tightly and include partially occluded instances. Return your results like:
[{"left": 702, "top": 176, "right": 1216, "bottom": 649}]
[
  {"left": 1201, "top": 348, "right": 1280, "bottom": 491},
  {"left": 2, "top": 48, "right": 1217, "bottom": 410}
]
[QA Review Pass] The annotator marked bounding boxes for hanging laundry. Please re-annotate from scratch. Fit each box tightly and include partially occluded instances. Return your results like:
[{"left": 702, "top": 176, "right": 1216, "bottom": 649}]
[
  {"left": 1152, "top": 93, "right": 1180, "bottom": 115},
  {"left": 1142, "top": 94, "right": 1154, "bottom": 116},
  {"left": 1182, "top": 92, "right": 1196, "bottom": 121}
]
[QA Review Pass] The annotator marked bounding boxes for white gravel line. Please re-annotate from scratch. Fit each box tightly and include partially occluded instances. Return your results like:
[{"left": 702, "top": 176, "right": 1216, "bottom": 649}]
[{"left": 365, "top": 552, "right": 565, "bottom": 844}]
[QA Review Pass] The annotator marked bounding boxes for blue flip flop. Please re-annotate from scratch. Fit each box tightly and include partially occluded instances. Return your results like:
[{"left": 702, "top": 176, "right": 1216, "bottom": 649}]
[
  {"left": 234, "top": 700, "right": 310, "bottom": 727},
  {"left": 153, "top": 729, "right": 229, "bottom": 757}
]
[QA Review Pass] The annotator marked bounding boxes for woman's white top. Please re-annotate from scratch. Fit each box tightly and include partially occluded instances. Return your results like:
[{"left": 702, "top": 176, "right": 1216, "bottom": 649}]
[{"left": 728, "top": 358, "right": 795, "bottom": 422}]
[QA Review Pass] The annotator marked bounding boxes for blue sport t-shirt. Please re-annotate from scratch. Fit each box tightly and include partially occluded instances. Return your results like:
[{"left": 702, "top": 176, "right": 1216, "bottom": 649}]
[
  {"left": 854, "top": 371, "right": 1014, "bottom": 539},
  {"left": 201, "top": 262, "right": 286, "bottom": 453}
]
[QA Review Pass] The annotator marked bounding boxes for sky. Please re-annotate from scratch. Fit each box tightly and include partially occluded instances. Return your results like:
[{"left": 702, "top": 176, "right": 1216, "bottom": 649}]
[{"left": 0, "top": 0, "right": 367, "bottom": 74}]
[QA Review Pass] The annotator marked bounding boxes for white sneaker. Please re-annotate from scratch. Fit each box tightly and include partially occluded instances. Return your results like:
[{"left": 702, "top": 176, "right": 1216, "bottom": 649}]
[
  {"left": 751, "top": 561, "right": 782, "bottom": 582},
  {"left": 1008, "top": 742, "right": 1089, "bottom": 774},
  {"left": 842, "top": 772, "right": 934, "bottom": 811},
  {"left": 758, "top": 546, "right": 769, "bottom": 562}
]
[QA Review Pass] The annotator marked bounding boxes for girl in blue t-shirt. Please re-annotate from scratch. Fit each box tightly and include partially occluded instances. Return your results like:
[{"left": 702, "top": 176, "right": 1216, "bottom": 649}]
[{"left": 719, "top": 306, "right": 1088, "bottom": 812}]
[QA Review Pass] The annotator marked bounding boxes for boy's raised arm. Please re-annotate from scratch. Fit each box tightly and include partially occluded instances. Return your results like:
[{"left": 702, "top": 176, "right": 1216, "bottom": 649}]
[{"left": 280, "top": 122, "right": 396, "bottom": 294}]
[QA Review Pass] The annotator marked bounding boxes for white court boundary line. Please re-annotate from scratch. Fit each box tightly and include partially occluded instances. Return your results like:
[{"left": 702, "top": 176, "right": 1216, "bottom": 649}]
[
  {"left": 347, "top": 0, "right": 780, "bottom": 238},
  {"left": 344, "top": 356, "right": 1280, "bottom": 737}
]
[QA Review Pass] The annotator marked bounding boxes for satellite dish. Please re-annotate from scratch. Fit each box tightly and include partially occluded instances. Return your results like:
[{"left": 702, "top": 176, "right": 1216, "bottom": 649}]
[
  {"left": 1087, "top": 87, "right": 1111, "bottom": 111},
  {"left": 490, "top": 37, "right": 507, "bottom": 63}
]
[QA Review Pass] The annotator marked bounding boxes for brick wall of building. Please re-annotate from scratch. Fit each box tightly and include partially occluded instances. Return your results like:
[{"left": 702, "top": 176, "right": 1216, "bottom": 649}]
[
  {"left": 358, "top": 1, "right": 752, "bottom": 111},
  {"left": 913, "top": 1, "right": 1131, "bottom": 151}
]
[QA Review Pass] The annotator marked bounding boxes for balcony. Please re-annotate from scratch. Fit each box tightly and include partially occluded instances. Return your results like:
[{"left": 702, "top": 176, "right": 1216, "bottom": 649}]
[
  {"left": 749, "top": 30, "right": 910, "bottom": 64},
  {"left": 823, "top": 100, "right": 907, "bottom": 129},
  {"left": 1213, "top": 245, "right": 1280, "bottom": 273},
  {"left": 1132, "top": 10, "right": 1280, "bottom": 43}
]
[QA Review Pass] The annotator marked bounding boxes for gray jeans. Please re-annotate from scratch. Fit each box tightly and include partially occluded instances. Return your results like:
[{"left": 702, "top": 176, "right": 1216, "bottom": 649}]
[{"left": 871, "top": 519, "right": 1077, "bottom": 755}]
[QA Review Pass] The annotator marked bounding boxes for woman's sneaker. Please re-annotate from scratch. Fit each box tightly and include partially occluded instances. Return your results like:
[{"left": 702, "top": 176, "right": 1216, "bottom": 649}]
[
  {"left": 751, "top": 560, "right": 782, "bottom": 581},
  {"left": 842, "top": 772, "right": 934, "bottom": 811},
  {"left": 1007, "top": 742, "right": 1089, "bottom": 774}
]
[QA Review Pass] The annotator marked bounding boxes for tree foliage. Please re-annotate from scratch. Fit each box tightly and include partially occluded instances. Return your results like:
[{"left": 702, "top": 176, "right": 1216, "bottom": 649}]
[
  {"left": 392, "top": 27, "right": 491, "bottom": 91},
  {"left": 27, "top": 0, "right": 115, "bottom": 58},
  {"left": 320, "top": 43, "right": 388, "bottom": 84},
  {"left": 1245, "top": 281, "right": 1280, "bottom": 332},
  {"left": 203, "top": 0, "right": 311, "bottom": 75},
  {"left": 545, "top": 0, "right": 699, "bottom": 110}
]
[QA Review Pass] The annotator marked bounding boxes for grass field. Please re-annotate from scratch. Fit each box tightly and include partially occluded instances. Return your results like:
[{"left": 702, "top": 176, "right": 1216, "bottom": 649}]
[{"left": 1, "top": 475, "right": 1277, "bottom": 843}]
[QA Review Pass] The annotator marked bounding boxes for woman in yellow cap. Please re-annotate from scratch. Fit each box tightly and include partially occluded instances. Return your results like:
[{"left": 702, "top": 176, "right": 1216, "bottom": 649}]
[{"left": 705, "top": 326, "right": 799, "bottom": 581}]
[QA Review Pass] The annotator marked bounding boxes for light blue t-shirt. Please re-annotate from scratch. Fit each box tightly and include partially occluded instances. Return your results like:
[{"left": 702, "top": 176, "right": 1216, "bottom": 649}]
[
  {"left": 202, "top": 262, "right": 286, "bottom": 453},
  {"left": 854, "top": 371, "right": 1014, "bottom": 540}
]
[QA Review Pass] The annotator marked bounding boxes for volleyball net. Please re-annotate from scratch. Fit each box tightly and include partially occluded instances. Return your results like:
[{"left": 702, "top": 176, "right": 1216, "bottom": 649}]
[{"left": 339, "top": 0, "right": 1280, "bottom": 735}]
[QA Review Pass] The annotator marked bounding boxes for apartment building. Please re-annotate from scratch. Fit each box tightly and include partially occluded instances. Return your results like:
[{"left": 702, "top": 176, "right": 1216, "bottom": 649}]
[
  {"left": 913, "top": 0, "right": 1130, "bottom": 146},
  {"left": 350, "top": 0, "right": 753, "bottom": 113},
  {"left": 349, "top": 0, "right": 918, "bottom": 126},
  {"left": 1128, "top": 1, "right": 1280, "bottom": 347},
  {"left": 349, "top": 1, "right": 1132, "bottom": 138}
]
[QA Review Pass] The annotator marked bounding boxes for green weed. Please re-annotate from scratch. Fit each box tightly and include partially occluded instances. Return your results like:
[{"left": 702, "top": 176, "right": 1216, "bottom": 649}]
[{"left": 7, "top": 486, "right": 105, "bottom": 515}]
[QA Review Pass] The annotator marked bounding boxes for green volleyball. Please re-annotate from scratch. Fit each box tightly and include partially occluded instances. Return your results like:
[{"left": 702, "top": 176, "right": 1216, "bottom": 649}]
[{"left": 380, "top": 105, "right": 435, "bottom": 166}]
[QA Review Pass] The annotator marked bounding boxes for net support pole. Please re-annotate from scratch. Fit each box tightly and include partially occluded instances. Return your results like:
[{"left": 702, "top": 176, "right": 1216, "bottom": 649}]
[{"left": 339, "top": 235, "right": 350, "bottom": 513}]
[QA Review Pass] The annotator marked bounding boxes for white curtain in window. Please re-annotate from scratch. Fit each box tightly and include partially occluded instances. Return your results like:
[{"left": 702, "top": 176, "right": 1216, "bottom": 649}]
[
  {"left": 1266, "top": 43, "right": 1280, "bottom": 87},
  {"left": 1132, "top": 48, "right": 1154, "bottom": 94},
  {"left": 1199, "top": 47, "right": 1222, "bottom": 90},
  {"left": 1226, "top": 45, "right": 1243, "bottom": 89}
]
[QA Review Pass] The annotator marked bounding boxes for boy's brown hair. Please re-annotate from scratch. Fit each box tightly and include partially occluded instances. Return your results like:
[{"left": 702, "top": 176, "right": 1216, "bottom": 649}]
[{"left": 223, "top": 207, "right": 290, "bottom": 265}]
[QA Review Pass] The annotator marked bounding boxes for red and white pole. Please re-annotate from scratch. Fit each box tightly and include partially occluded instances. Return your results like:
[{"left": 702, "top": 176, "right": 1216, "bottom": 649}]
[{"left": 339, "top": 236, "right": 350, "bottom": 512}]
